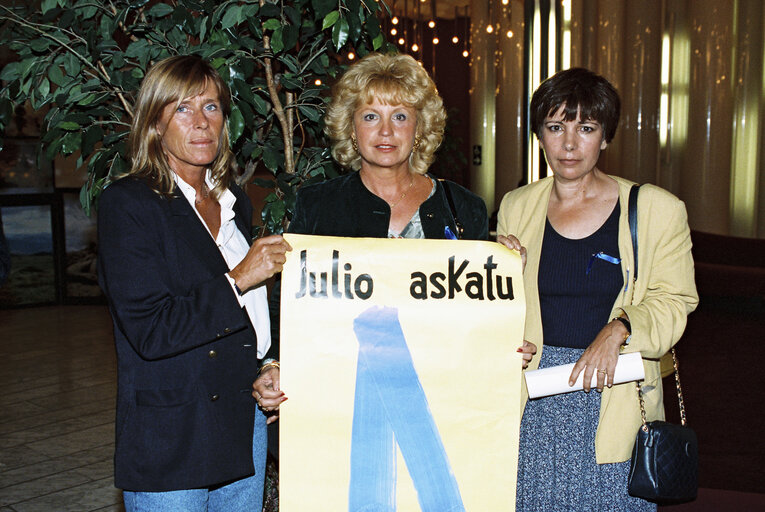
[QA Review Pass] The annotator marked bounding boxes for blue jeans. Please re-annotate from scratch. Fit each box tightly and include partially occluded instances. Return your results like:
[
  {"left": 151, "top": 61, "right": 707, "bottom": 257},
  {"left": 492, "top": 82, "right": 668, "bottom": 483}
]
[
  {"left": 349, "top": 306, "right": 465, "bottom": 512},
  {"left": 123, "top": 407, "right": 267, "bottom": 512}
]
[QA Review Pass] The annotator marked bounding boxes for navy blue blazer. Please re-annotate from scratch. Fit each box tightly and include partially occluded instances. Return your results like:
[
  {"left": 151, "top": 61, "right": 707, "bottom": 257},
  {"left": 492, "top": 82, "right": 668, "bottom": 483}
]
[{"left": 98, "top": 177, "right": 263, "bottom": 491}]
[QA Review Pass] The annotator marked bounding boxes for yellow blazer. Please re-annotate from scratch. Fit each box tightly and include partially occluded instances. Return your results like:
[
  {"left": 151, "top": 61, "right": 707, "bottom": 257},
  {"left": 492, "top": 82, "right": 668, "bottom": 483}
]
[{"left": 497, "top": 175, "right": 699, "bottom": 463}]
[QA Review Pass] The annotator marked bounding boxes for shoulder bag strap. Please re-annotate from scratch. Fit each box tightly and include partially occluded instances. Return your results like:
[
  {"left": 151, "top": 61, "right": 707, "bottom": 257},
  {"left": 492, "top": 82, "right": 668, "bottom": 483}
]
[
  {"left": 628, "top": 184, "right": 640, "bottom": 281},
  {"left": 629, "top": 184, "right": 688, "bottom": 425},
  {"left": 440, "top": 179, "right": 464, "bottom": 239}
]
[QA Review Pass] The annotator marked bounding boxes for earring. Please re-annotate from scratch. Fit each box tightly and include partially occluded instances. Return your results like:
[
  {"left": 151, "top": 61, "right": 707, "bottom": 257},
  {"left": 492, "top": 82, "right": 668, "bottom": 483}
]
[
  {"left": 351, "top": 135, "right": 358, "bottom": 152},
  {"left": 412, "top": 136, "right": 422, "bottom": 151}
]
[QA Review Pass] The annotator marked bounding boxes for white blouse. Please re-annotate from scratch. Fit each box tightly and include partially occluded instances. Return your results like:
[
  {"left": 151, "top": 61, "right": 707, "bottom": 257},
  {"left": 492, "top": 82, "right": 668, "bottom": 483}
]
[{"left": 174, "top": 172, "right": 271, "bottom": 358}]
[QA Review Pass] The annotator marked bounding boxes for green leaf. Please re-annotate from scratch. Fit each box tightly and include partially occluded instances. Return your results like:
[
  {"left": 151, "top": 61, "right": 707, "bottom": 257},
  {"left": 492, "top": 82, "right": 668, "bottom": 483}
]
[
  {"left": 281, "top": 24, "right": 299, "bottom": 51},
  {"left": 63, "top": 52, "right": 81, "bottom": 77},
  {"left": 298, "top": 105, "right": 322, "bottom": 123},
  {"left": 104, "top": 131, "right": 128, "bottom": 145},
  {"left": 30, "top": 39, "right": 51, "bottom": 52},
  {"left": 59, "top": 121, "right": 81, "bottom": 130},
  {"left": 78, "top": 4, "right": 98, "bottom": 20},
  {"left": 48, "top": 65, "right": 65, "bottom": 86},
  {"left": 280, "top": 74, "right": 301, "bottom": 91},
  {"left": 251, "top": 92, "right": 270, "bottom": 116},
  {"left": 332, "top": 18, "right": 350, "bottom": 50},
  {"left": 112, "top": 52, "right": 126, "bottom": 68},
  {"left": 262, "top": 145, "right": 282, "bottom": 171},
  {"left": 262, "top": 18, "right": 281, "bottom": 31},
  {"left": 82, "top": 125, "right": 104, "bottom": 156},
  {"left": 0, "top": 62, "right": 20, "bottom": 81},
  {"left": 41, "top": 0, "right": 57, "bottom": 14},
  {"left": 242, "top": 3, "right": 260, "bottom": 19},
  {"left": 221, "top": 5, "right": 242, "bottom": 30},
  {"left": 233, "top": 78, "right": 255, "bottom": 104},
  {"left": 77, "top": 93, "right": 96, "bottom": 106},
  {"left": 228, "top": 104, "right": 245, "bottom": 143},
  {"left": 61, "top": 131, "right": 82, "bottom": 154},
  {"left": 253, "top": 178, "right": 275, "bottom": 189},
  {"left": 199, "top": 15, "right": 208, "bottom": 42},
  {"left": 270, "top": 27, "right": 284, "bottom": 53},
  {"left": 148, "top": 3, "right": 174, "bottom": 17},
  {"left": 80, "top": 183, "right": 91, "bottom": 216},
  {"left": 126, "top": 40, "right": 150, "bottom": 58},
  {"left": 372, "top": 32, "right": 384, "bottom": 50},
  {"left": 38, "top": 77, "right": 51, "bottom": 99},
  {"left": 322, "top": 11, "right": 340, "bottom": 30}
]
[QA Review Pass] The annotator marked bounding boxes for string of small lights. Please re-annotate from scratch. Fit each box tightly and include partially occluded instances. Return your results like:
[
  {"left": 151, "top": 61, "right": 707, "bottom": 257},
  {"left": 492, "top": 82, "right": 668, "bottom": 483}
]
[{"left": 382, "top": 0, "right": 514, "bottom": 66}]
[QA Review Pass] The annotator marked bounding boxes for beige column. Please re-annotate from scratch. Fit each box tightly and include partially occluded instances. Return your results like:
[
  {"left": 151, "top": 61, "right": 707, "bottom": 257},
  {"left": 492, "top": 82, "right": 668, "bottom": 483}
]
[
  {"left": 593, "top": 0, "right": 626, "bottom": 176},
  {"left": 469, "top": 0, "right": 497, "bottom": 213},
  {"left": 759, "top": 3, "right": 765, "bottom": 238},
  {"left": 730, "top": 0, "right": 764, "bottom": 237},
  {"left": 494, "top": 0, "right": 526, "bottom": 204},
  {"left": 567, "top": 0, "right": 587, "bottom": 68},
  {"left": 660, "top": 0, "right": 690, "bottom": 196},
  {"left": 681, "top": 0, "right": 735, "bottom": 234},
  {"left": 619, "top": 0, "right": 662, "bottom": 184}
]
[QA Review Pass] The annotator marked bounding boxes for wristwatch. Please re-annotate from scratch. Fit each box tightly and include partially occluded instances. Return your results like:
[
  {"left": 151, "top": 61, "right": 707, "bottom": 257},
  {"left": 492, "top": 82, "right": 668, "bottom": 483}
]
[{"left": 612, "top": 316, "right": 632, "bottom": 345}]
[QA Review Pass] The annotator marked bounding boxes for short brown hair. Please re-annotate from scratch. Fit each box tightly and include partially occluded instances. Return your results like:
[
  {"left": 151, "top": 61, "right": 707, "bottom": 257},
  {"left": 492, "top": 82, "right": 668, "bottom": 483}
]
[
  {"left": 530, "top": 67, "right": 621, "bottom": 143},
  {"left": 124, "top": 55, "right": 233, "bottom": 198},
  {"left": 324, "top": 53, "right": 446, "bottom": 175}
]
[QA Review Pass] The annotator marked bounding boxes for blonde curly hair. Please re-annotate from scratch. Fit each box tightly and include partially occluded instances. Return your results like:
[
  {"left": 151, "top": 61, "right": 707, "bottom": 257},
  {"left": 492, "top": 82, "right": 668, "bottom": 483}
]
[{"left": 324, "top": 53, "right": 446, "bottom": 175}]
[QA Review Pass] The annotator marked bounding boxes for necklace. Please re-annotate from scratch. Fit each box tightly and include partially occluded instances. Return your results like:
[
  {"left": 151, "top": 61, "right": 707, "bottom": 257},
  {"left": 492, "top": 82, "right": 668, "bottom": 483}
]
[
  {"left": 195, "top": 182, "right": 210, "bottom": 205},
  {"left": 388, "top": 174, "right": 415, "bottom": 209}
]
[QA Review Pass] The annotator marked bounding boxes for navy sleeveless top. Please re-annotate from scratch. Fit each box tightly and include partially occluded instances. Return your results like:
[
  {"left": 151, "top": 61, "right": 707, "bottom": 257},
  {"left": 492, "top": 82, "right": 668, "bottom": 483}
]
[{"left": 538, "top": 202, "right": 623, "bottom": 348}]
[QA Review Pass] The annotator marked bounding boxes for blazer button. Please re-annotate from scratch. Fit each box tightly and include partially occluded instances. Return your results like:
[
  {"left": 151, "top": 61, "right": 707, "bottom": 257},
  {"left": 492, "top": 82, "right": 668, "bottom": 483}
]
[
  {"left": 426, "top": 213, "right": 434, "bottom": 218},
  {"left": 224, "top": 327, "right": 231, "bottom": 333},
  {"left": 210, "top": 394, "right": 219, "bottom": 402},
  {"left": 208, "top": 350, "right": 217, "bottom": 359}
]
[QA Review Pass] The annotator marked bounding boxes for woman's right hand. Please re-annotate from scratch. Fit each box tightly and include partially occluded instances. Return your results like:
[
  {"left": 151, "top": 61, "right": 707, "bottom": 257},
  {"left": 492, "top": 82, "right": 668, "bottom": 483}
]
[
  {"left": 517, "top": 340, "right": 537, "bottom": 369},
  {"left": 229, "top": 235, "right": 292, "bottom": 292},
  {"left": 252, "top": 367, "right": 286, "bottom": 425},
  {"left": 496, "top": 234, "right": 527, "bottom": 271}
]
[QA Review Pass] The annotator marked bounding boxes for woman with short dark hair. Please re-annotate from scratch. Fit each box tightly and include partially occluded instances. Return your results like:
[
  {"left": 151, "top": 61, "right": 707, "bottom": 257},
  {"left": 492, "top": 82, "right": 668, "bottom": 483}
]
[{"left": 498, "top": 67, "right": 698, "bottom": 510}]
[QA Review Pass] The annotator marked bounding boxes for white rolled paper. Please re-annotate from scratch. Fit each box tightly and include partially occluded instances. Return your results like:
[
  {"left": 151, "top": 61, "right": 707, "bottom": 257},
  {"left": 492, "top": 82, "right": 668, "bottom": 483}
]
[{"left": 524, "top": 352, "right": 645, "bottom": 399}]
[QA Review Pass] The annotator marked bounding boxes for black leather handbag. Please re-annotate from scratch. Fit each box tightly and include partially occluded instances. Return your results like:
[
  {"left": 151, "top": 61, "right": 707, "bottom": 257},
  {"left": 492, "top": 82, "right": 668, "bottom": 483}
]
[
  {"left": 625, "top": 184, "right": 698, "bottom": 503},
  {"left": 627, "top": 349, "right": 698, "bottom": 503}
]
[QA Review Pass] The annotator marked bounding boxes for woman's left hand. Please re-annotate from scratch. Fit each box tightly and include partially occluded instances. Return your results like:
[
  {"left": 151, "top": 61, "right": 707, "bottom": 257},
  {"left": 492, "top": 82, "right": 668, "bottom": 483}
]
[
  {"left": 496, "top": 234, "right": 527, "bottom": 271},
  {"left": 569, "top": 320, "right": 628, "bottom": 392},
  {"left": 252, "top": 368, "right": 287, "bottom": 424},
  {"left": 517, "top": 340, "right": 537, "bottom": 369}
]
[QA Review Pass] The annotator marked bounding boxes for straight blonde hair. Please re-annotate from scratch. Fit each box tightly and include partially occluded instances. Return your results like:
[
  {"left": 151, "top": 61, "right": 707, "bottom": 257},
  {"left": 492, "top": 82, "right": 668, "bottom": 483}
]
[{"left": 123, "top": 55, "right": 234, "bottom": 199}]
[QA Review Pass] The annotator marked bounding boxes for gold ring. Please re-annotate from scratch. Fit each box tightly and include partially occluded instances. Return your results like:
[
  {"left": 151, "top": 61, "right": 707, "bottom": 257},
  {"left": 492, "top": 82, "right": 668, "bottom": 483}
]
[{"left": 597, "top": 369, "right": 607, "bottom": 374}]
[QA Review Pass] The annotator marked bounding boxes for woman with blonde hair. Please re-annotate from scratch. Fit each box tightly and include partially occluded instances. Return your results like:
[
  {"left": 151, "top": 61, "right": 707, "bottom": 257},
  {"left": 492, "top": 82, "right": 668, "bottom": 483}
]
[
  {"left": 98, "top": 55, "right": 290, "bottom": 511},
  {"left": 289, "top": 52, "right": 488, "bottom": 239}
]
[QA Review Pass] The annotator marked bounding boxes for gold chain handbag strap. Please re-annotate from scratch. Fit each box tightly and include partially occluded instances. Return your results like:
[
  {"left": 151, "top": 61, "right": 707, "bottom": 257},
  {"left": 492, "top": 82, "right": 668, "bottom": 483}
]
[{"left": 636, "top": 348, "right": 687, "bottom": 433}]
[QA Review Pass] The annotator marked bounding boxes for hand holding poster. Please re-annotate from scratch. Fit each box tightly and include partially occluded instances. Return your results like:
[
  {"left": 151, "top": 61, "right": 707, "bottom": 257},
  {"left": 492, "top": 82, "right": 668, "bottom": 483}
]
[{"left": 279, "top": 234, "right": 526, "bottom": 511}]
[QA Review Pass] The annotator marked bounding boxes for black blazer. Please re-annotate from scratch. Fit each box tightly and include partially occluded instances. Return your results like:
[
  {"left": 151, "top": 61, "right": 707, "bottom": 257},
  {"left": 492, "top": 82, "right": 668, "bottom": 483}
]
[
  {"left": 289, "top": 171, "right": 489, "bottom": 240},
  {"left": 270, "top": 171, "right": 489, "bottom": 356},
  {"left": 97, "top": 177, "right": 262, "bottom": 491}
]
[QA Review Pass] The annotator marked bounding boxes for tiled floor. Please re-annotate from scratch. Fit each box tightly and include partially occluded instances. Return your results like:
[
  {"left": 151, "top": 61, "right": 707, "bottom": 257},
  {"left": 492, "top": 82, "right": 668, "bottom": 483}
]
[
  {"left": 0, "top": 305, "right": 123, "bottom": 512},
  {"left": 2, "top": 305, "right": 764, "bottom": 512}
]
